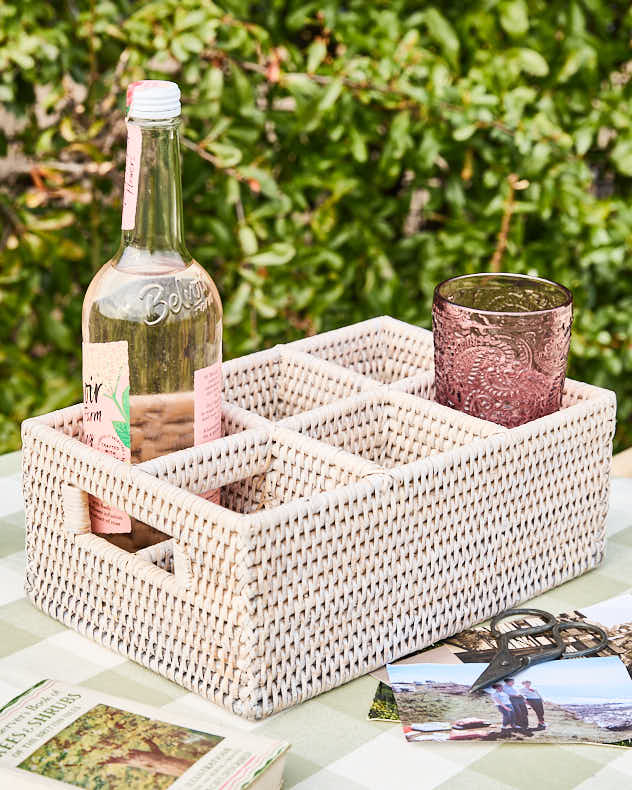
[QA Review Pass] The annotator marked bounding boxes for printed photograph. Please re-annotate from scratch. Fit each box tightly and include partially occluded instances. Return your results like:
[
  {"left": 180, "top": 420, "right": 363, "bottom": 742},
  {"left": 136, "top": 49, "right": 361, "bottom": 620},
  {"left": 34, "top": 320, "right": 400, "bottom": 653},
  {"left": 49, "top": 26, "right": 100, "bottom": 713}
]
[
  {"left": 368, "top": 681, "right": 400, "bottom": 722},
  {"left": 18, "top": 703, "right": 224, "bottom": 789},
  {"left": 387, "top": 656, "right": 632, "bottom": 744}
]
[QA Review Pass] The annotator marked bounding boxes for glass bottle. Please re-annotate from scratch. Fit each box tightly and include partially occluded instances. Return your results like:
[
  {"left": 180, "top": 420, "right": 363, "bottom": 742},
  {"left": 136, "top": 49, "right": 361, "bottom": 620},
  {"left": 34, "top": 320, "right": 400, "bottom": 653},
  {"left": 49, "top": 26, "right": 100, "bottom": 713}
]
[{"left": 82, "top": 81, "right": 222, "bottom": 551}]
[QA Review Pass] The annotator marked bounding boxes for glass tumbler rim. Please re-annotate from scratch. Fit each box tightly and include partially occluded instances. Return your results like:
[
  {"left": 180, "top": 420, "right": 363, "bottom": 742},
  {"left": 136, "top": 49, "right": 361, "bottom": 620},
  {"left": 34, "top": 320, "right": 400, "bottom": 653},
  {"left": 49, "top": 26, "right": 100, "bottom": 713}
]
[{"left": 433, "top": 272, "right": 572, "bottom": 317}]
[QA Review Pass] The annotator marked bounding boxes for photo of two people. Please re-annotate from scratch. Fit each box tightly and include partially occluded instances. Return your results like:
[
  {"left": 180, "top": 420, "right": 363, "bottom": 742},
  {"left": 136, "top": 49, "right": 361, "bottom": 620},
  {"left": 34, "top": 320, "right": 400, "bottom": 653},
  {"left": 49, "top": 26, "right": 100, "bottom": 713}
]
[
  {"left": 491, "top": 679, "right": 545, "bottom": 732},
  {"left": 387, "top": 656, "right": 632, "bottom": 743}
]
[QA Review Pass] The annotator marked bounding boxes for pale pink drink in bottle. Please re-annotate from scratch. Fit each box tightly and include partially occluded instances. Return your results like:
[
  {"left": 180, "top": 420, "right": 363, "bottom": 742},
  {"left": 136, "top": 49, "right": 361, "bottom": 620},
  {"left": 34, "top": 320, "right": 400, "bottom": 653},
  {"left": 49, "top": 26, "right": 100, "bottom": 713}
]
[{"left": 82, "top": 81, "right": 222, "bottom": 550}]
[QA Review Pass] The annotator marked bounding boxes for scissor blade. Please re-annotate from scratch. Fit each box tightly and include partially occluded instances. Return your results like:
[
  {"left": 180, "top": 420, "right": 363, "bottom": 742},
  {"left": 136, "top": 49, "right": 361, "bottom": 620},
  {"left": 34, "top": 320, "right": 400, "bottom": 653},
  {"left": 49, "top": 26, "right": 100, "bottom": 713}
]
[{"left": 468, "top": 650, "right": 527, "bottom": 694}]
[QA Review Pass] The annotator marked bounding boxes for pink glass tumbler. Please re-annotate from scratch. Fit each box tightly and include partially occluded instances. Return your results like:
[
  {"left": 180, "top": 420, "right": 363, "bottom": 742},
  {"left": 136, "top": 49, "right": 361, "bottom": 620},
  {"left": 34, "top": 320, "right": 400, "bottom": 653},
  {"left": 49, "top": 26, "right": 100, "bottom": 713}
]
[{"left": 432, "top": 273, "right": 573, "bottom": 428}]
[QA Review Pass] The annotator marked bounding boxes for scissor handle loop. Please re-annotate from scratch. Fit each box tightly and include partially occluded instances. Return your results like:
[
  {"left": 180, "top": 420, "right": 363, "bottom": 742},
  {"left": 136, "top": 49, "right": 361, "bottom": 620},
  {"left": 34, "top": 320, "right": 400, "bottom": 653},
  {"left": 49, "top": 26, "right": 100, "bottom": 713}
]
[
  {"left": 490, "top": 607, "right": 559, "bottom": 642},
  {"left": 554, "top": 621, "right": 609, "bottom": 658}
]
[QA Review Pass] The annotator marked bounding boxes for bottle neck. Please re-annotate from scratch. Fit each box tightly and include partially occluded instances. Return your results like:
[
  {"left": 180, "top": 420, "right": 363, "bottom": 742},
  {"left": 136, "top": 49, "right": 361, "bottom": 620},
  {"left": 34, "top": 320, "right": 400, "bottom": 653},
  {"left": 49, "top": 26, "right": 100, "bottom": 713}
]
[{"left": 121, "top": 117, "right": 187, "bottom": 256}]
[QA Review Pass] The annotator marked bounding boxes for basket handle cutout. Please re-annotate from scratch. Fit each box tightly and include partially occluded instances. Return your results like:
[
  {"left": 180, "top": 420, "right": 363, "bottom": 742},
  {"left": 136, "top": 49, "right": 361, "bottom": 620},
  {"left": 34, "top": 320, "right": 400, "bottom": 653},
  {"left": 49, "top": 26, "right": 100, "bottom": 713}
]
[
  {"left": 61, "top": 483, "right": 91, "bottom": 535},
  {"left": 61, "top": 483, "right": 193, "bottom": 590}
]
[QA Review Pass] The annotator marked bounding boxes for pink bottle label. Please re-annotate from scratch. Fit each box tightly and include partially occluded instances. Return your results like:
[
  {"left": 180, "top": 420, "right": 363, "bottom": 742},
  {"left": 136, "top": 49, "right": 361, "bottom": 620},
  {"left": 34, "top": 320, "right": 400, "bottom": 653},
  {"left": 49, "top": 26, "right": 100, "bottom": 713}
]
[
  {"left": 82, "top": 341, "right": 132, "bottom": 533},
  {"left": 194, "top": 360, "right": 222, "bottom": 504},
  {"left": 121, "top": 123, "right": 141, "bottom": 230}
]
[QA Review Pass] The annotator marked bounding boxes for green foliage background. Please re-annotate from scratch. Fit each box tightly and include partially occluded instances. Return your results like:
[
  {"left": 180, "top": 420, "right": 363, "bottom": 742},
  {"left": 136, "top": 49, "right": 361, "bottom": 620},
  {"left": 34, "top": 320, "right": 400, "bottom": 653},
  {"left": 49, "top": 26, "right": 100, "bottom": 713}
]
[{"left": 1, "top": 0, "right": 631, "bottom": 453}]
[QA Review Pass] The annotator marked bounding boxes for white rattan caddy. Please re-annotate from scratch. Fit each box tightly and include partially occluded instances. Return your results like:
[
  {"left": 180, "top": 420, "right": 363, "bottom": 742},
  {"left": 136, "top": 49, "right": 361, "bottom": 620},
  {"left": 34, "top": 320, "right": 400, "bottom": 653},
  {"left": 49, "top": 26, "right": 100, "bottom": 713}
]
[{"left": 21, "top": 316, "right": 616, "bottom": 719}]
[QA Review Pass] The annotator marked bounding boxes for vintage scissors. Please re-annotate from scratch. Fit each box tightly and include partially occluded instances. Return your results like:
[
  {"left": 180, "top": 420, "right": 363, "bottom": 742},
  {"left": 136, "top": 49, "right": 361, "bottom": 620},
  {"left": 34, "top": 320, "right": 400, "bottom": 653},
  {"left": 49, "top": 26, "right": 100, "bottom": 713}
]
[{"left": 469, "top": 607, "right": 609, "bottom": 693}]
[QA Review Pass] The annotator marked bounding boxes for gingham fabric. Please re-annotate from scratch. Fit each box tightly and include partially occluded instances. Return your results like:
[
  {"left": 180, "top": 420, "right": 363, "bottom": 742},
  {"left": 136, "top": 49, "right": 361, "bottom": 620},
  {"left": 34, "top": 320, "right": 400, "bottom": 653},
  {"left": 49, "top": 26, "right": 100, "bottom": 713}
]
[{"left": 2, "top": 449, "right": 632, "bottom": 789}]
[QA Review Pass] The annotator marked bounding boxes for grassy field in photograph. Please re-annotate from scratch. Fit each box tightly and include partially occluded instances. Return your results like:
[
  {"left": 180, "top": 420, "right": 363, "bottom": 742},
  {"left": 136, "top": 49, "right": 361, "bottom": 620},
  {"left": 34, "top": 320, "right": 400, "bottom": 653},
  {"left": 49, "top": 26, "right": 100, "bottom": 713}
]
[{"left": 396, "top": 687, "right": 622, "bottom": 743}]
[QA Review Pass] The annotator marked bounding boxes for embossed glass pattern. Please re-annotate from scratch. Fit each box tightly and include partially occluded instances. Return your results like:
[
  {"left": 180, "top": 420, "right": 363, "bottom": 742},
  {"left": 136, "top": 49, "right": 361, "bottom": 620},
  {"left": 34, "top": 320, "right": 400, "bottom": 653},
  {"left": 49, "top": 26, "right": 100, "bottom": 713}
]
[{"left": 432, "top": 273, "right": 572, "bottom": 427}]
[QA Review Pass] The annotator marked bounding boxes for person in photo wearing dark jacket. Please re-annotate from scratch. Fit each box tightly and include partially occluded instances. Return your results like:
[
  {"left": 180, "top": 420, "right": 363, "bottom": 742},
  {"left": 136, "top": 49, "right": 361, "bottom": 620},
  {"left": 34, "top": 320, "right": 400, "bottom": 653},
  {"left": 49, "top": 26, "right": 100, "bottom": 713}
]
[
  {"left": 521, "top": 680, "right": 546, "bottom": 729},
  {"left": 502, "top": 678, "right": 529, "bottom": 729}
]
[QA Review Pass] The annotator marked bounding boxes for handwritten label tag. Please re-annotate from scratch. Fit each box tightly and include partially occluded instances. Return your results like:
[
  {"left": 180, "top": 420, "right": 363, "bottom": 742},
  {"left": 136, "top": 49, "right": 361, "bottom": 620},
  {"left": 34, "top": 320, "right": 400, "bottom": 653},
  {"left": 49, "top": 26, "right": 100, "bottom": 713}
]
[
  {"left": 121, "top": 123, "right": 141, "bottom": 230},
  {"left": 82, "top": 341, "right": 132, "bottom": 533}
]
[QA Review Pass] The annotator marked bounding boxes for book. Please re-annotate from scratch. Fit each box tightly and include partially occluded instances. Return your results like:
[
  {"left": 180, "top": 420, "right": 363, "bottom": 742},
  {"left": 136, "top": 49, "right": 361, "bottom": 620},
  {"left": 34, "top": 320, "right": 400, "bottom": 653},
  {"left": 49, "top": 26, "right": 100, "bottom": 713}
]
[{"left": 0, "top": 680, "right": 288, "bottom": 789}]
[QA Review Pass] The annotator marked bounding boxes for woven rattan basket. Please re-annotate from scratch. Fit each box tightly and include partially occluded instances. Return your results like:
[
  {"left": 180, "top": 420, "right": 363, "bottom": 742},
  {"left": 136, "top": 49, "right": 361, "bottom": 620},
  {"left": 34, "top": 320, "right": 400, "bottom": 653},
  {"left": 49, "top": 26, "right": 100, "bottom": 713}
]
[{"left": 21, "top": 316, "right": 616, "bottom": 719}]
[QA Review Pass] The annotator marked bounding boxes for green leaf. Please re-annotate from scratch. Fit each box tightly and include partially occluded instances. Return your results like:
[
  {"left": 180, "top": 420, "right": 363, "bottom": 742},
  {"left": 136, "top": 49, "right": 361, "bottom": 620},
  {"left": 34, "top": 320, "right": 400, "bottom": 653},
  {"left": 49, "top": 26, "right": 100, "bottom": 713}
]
[
  {"left": 611, "top": 139, "right": 632, "bottom": 176},
  {"left": 247, "top": 243, "right": 295, "bottom": 266},
  {"left": 25, "top": 211, "right": 74, "bottom": 231},
  {"left": 390, "top": 111, "right": 410, "bottom": 150},
  {"left": 285, "top": 73, "right": 319, "bottom": 96},
  {"left": 453, "top": 124, "right": 477, "bottom": 141},
  {"left": 10, "top": 50, "right": 35, "bottom": 70},
  {"left": 237, "top": 166, "right": 281, "bottom": 198},
  {"left": 175, "top": 9, "right": 207, "bottom": 32},
  {"left": 57, "top": 239, "right": 84, "bottom": 260},
  {"left": 500, "top": 0, "right": 529, "bottom": 36},
  {"left": 424, "top": 9, "right": 460, "bottom": 67},
  {"left": 575, "top": 126, "right": 594, "bottom": 156},
  {"left": 201, "top": 66, "right": 223, "bottom": 100},
  {"left": 517, "top": 49, "right": 549, "bottom": 77},
  {"left": 558, "top": 47, "right": 595, "bottom": 82},
  {"left": 112, "top": 420, "right": 130, "bottom": 449},
  {"left": 318, "top": 79, "right": 343, "bottom": 112},
  {"left": 122, "top": 386, "right": 129, "bottom": 421},
  {"left": 286, "top": 3, "right": 318, "bottom": 31},
  {"left": 231, "top": 62, "right": 253, "bottom": 104},
  {"left": 238, "top": 225, "right": 258, "bottom": 256},
  {"left": 307, "top": 38, "right": 327, "bottom": 73},
  {"left": 252, "top": 288, "right": 278, "bottom": 318},
  {"left": 175, "top": 32, "right": 203, "bottom": 54},
  {"left": 206, "top": 142, "right": 242, "bottom": 168},
  {"left": 349, "top": 127, "right": 367, "bottom": 162},
  {"left": 224, "top": 282, "right": 251, "bottom": 327}
]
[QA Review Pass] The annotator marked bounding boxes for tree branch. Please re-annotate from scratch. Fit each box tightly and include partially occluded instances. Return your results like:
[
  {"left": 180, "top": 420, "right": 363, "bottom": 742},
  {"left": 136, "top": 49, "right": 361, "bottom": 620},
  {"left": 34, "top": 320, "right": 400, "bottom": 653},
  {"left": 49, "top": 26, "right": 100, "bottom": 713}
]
[
  {"left": 0, "top": 157, "right": 111, "bottom": 181},
  {"left": 489, "top": 173, "right": 529, "bottom": 272}
]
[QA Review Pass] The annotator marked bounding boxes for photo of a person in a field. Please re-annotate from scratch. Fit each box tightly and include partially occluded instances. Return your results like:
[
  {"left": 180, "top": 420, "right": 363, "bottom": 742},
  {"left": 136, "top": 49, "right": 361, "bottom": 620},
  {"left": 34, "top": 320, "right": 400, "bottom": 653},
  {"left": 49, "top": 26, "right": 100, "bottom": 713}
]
[
  {"left": 501, "top": 678, "right": 529, "bottom": 730},
  {"left": 491, "top": 683, "right": 514, "bottom": 731},
  {"left": 521, "top": 680, "right": 546, "bottom": 729}
]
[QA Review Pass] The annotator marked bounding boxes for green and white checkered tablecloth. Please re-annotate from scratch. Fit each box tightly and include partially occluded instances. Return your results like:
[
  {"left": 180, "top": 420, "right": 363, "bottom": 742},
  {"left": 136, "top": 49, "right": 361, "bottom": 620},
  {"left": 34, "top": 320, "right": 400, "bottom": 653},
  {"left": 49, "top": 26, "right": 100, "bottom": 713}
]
[{"left": 2, "top": 448, "right": 632, "bottom": 789}]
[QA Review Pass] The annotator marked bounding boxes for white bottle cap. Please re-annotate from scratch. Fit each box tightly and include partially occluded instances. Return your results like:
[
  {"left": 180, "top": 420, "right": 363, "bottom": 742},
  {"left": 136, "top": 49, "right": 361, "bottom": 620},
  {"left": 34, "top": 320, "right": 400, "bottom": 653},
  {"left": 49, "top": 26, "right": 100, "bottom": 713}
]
[{"left": 126, "top": 80, "right": 181, "bottom": 120}]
